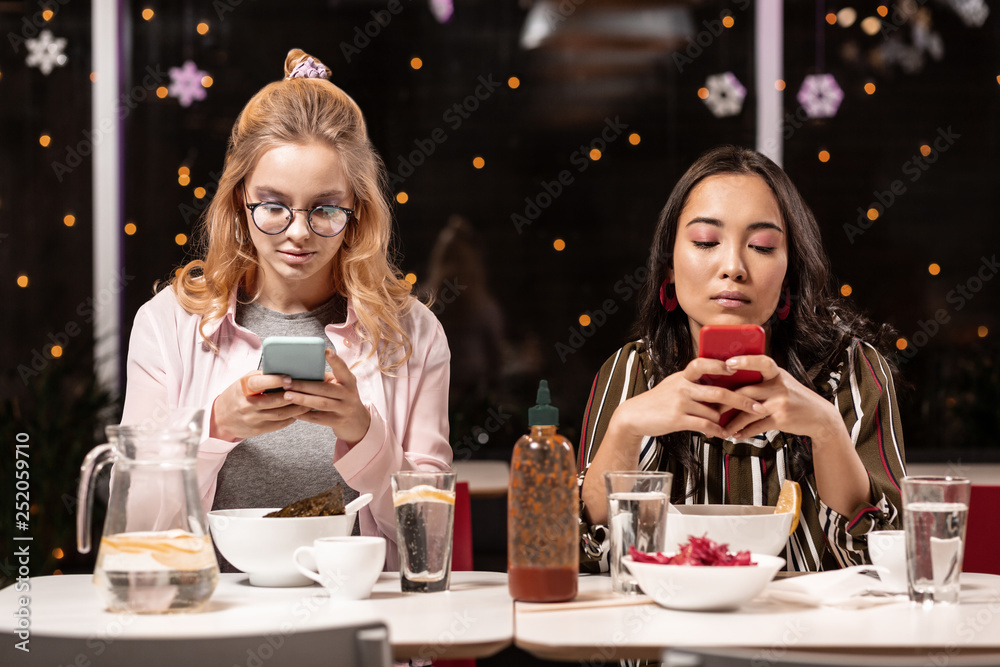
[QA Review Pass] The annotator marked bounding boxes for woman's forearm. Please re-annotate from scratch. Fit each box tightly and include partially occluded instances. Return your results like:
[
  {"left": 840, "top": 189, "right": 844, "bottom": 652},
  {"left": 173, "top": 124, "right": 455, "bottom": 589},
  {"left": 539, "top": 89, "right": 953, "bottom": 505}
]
[
  {"left": 810, "top": 406, "right": 872, "bottom": 517},
  {"left": 580, "top": 409, "right": 646, "bottom": 525}
]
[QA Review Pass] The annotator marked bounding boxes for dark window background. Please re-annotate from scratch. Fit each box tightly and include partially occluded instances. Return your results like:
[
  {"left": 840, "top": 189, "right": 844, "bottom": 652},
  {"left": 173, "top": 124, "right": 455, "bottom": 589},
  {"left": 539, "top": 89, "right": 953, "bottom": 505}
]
[{"left": 4, "top": 0, "right": 1000, "bottom": 470}]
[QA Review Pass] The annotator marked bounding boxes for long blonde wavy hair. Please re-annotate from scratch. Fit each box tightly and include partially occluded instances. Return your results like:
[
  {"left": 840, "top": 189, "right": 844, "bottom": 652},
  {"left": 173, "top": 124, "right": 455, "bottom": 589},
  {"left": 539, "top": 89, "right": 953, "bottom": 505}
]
[{"left": 170, "top": 49, "right": 413, "bottom": 372}]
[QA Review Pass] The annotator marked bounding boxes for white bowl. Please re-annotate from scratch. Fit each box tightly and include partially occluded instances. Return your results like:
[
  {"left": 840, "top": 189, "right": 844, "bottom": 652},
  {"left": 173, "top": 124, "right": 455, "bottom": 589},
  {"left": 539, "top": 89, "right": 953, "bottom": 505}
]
[
  {"left": 666, "top": 505, "right": 793, "bottom": 557},
  {"left": 207, "top": 508, "right": 357, "bottom": 587},
  {"left": 624, "top": 553, "right": 786, "bottom": 611}
]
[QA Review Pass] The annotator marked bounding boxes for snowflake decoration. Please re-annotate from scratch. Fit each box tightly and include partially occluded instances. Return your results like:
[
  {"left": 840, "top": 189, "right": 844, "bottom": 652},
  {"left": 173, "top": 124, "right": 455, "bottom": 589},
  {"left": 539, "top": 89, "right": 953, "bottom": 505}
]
[
  {"left": 430, "top": 0, "right": 454, "bottom": 23},
  {"left": 797, "top": 74, "right": 843, "bottom": 119},
  {"left": 702, "top": 72, "right": 746, "bottom": 118},
  {"left": 168, "top": 60, "right": 208, "bottom": 107},
  {"left": 949, "top": 0, "right": 989, "bottom": 27},
  {"left": 25, "top": 30, "right": 68, "bottom": 76}
]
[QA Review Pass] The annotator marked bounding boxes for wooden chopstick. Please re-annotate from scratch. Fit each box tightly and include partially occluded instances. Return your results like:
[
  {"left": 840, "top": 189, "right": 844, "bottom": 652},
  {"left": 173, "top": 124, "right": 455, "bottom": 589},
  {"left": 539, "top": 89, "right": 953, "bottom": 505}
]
[{"left": 518, "top": 592, "right": 655, "bottom": 612}]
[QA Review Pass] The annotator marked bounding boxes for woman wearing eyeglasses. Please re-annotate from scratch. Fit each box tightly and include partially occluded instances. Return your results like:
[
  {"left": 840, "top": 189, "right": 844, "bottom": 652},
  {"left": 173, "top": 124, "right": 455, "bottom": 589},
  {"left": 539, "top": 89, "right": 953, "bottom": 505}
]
[{"left": 121, "top": 50, "right": 451, "bottom": 569}]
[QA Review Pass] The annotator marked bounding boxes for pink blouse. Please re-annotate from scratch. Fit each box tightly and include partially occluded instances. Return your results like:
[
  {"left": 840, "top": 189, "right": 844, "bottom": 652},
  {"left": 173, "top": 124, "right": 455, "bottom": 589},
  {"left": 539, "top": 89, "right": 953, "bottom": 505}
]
[{"left": 121, "top": 287, "right": 453, "bottom": 565}]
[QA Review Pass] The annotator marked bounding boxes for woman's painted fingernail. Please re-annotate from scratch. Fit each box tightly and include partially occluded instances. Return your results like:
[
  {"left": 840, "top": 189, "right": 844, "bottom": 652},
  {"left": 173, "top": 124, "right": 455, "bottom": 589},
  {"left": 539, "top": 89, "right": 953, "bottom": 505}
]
[
  {"left": 283, "top": 377, "right": 292, "bottom": 388},
  {"left": 725, "top": 358, "right": 738, "bottom": 367},
  {"left": 284, "top": 392, "right": 294, "bottom": 400},
  {"left": 753, "top": 402, "right": 765, "bottom": 413}
]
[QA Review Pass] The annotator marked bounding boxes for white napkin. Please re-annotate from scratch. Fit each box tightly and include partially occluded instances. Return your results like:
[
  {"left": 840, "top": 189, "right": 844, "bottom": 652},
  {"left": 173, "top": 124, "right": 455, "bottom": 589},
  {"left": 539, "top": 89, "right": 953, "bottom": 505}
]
[{"left": 764, "top": 565, "right": 908, "bottom": 609}]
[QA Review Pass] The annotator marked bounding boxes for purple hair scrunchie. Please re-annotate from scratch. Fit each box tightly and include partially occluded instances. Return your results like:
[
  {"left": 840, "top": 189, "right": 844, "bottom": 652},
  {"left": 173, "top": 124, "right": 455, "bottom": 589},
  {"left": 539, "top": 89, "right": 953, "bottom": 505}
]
[{"left": 287, "top": 57, "right": 329, "bottom": 80}]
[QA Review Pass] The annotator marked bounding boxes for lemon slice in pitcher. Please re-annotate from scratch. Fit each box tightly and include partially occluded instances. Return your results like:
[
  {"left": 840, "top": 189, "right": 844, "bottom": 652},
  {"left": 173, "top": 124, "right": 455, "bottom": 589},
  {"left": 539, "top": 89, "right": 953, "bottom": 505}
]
[
  {"left": 392, "top": 484, "right": 456, "bottom": 507},
  {"left": 776, "top": 480, "right": 801, "bottom": 535}
]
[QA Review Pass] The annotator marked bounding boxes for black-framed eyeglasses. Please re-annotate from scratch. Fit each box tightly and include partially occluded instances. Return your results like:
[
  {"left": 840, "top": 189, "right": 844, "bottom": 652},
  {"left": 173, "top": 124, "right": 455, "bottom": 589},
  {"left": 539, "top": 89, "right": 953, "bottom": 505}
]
[{"left": 242, "top": 182, "right": 353, "bottom": 237}]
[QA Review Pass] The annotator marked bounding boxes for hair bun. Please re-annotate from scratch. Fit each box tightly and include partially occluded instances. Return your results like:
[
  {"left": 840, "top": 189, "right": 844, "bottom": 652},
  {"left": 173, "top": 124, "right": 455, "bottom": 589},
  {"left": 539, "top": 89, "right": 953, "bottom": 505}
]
[{"left": 284, "top": 49, "right": 331, "bottom": 80}]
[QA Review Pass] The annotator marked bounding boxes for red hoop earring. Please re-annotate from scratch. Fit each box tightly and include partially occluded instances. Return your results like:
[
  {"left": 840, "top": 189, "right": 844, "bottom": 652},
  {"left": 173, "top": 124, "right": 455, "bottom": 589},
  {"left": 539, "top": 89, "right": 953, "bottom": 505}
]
[
  {"left": 659, "top": 279, "right": 677, "bottom": 312},
  {"left": 777, "top": 286, "right": 791, "bottom": 321}
]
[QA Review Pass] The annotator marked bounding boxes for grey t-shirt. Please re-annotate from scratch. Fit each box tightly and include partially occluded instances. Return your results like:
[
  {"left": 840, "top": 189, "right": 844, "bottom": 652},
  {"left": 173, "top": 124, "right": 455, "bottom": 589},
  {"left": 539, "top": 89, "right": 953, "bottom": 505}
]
[{"left": 212, "top": 292, "right": 360, "bottom": 570}]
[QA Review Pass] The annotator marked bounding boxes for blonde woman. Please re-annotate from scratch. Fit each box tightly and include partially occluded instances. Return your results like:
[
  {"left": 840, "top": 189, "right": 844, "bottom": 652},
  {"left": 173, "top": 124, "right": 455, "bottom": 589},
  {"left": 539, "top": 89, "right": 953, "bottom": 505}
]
[{"left": 121, "top": 50, "right": 451, "bottom": 569}]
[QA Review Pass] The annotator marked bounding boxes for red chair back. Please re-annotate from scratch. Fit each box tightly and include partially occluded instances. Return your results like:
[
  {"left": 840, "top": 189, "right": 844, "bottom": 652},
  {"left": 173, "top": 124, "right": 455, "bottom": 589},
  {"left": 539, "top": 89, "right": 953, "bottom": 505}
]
[
  {"left": 964, "top": 484, "right": 1000, "bottom": 575},
  {"left": 451, "top": 481, "right": 473, "bottom": 572}
]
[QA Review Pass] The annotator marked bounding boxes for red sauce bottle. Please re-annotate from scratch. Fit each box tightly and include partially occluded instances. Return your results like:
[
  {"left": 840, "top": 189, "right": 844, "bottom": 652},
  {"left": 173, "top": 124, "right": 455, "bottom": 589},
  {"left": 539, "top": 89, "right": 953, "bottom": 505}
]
[{"left": 508, "top": 381, "right": 578, "bottom": 602}]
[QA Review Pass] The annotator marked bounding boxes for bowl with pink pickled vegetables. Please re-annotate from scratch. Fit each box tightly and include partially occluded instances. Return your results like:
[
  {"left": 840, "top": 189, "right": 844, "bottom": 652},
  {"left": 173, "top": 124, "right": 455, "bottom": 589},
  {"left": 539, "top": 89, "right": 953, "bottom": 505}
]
[{"left": 623, "top": 535, "right": 785, "bottom": 611}]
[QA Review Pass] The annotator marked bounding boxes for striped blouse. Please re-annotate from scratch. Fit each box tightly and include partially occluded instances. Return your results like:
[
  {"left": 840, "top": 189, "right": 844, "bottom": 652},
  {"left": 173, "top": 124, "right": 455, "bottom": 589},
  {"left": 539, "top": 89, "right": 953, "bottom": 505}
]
[{"left": 578, "top": 337, "right": 906, "bottom": 572}]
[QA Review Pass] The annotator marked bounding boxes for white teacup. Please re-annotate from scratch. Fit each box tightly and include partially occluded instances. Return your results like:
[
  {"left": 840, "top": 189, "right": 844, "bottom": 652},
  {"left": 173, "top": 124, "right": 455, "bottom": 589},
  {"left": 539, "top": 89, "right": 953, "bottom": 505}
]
[
  {"left": 293, "top": 536, "right": 386, "bottom": 600},
  {"left": 869, "top": 530, "right": 907, "bottom": 591}
]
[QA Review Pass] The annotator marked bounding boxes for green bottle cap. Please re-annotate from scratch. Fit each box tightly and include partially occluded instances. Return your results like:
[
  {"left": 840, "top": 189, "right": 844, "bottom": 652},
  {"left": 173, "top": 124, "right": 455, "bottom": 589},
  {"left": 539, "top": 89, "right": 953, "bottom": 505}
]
[{"left": 528, "top": 380, "right": 559, "bottom": 426}]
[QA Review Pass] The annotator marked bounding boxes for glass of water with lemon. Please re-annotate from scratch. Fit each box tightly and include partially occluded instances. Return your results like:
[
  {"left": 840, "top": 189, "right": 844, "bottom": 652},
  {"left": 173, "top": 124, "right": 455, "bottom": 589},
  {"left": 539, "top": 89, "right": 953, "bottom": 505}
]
[{"left": 391, "top": 471, "right": 457, "bottom": 592}]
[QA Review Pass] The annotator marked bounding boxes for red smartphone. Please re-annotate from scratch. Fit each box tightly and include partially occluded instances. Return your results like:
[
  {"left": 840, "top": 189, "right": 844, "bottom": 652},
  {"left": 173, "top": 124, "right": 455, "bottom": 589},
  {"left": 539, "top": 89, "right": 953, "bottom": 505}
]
[{"left": 698, "top": 324, "right": 765, "bottom": 427}]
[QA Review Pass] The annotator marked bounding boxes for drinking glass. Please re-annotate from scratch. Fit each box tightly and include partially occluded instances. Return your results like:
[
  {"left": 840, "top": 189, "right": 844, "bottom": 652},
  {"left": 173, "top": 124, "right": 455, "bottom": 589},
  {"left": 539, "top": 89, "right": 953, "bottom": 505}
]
[
  {"left": 901, "top": 475, "right": 971, "bottom": 605},
  {"left": 391, "top": 470, "right": 456, "bottom": 593},
  {"left": 605, "top": 471, "right": 672, "bottom": 594}
]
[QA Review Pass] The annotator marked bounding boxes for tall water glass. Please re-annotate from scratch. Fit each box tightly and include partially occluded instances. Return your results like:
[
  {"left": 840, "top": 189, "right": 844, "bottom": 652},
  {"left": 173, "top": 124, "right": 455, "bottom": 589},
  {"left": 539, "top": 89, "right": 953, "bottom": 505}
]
[
  {"left": 902, "top": 475, "right": 971, "bottom": 605},
  {"left": 605, "top": 471, "right": 672, "bottom": 594},
  {"left": 391, "top": 471, "right": 456, "bottom": 593}
]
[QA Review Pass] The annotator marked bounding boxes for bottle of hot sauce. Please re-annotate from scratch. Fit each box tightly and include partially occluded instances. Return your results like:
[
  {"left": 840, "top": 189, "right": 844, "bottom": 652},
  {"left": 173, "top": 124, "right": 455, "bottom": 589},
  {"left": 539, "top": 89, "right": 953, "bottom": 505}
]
[{"left": 508, "top": 381, "right": 578, "bottom": 602}]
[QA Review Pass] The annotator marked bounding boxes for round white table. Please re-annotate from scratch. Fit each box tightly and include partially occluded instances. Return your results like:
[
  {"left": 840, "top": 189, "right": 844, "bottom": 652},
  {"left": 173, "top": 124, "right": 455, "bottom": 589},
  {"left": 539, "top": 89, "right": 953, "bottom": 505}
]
[
  {"left": 515, "top": 572, "right": 1000, "bottom": 662},
  {"left": 0, "top": 571, "right": 512, "bottom": 664}
]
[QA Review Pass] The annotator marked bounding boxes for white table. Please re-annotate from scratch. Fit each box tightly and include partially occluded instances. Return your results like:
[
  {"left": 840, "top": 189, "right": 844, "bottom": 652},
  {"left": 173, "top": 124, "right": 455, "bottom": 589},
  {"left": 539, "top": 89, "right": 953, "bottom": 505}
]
[
  {"left": 453, "top": 459, "right": 510, "bottom": 498},
  {"left": 0, "top": 571, "right": 512, "bottom": 663},
  {"left": 515, "top": 573, "right": 1000, "bottom": 662}
]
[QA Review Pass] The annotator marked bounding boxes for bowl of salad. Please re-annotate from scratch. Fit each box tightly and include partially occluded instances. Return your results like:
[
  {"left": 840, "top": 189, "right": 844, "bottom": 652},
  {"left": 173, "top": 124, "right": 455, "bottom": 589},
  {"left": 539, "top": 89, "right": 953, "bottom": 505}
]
[{"left": 623, "top": 535, "right": 785, "bottom": 611}]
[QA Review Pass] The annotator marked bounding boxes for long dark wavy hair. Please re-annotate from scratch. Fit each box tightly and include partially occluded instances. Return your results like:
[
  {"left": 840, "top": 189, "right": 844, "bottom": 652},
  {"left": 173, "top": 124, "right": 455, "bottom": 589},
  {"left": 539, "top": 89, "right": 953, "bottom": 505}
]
[{"left": 634, "top": 145, "right": 897, "bottom": 494}]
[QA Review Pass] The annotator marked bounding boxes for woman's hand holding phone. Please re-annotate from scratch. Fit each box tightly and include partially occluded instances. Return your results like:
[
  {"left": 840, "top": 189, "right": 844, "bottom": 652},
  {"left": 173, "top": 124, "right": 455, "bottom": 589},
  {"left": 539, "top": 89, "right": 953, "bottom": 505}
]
[
  {"left": 614, "top": 356, "right": 764, "bottom": 442},
  {"left": 580, "top": 350, "right": 766, "bottom": 526},
  {"left": 210, "top": 371, "right": 312, "bottom": 442},
  {"left": 281, "top": 348, "right": 372, "bottom": 446},
  {"left": 721, "top": 355, "right": 843, "bottom": 442},
  {"left": 211, "top": 342, "right": 371, "bottom": 445},
  {"left": 696, "top": 324, "right": 844, "bottom": 441}
]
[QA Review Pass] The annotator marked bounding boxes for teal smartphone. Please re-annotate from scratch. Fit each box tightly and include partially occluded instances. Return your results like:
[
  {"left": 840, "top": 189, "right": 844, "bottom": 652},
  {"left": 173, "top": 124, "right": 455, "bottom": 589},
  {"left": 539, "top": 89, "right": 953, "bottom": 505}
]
[{"left": 261, "top": 337, "right": 327, "bottom": 391}]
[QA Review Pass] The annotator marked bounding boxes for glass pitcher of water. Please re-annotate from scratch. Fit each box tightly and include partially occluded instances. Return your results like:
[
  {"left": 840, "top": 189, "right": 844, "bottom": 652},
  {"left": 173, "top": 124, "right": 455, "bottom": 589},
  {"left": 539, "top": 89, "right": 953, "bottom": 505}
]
[{"left": 77, "top": 412, "right": 219, "bottom": 613}]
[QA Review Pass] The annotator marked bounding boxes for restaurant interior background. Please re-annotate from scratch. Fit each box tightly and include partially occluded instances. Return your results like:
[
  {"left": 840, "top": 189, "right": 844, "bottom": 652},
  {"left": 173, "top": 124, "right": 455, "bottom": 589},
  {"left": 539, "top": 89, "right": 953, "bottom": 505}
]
[{"left": 2, "top": 0, "right": 999, "bottom": 584}]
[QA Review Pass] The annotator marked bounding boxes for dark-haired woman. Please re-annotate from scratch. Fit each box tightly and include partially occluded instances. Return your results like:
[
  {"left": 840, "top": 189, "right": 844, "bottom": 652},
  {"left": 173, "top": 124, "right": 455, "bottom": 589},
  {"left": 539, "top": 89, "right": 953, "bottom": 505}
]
[{"left": 578, "top": 146, "right": 905, "bottom": 572}]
